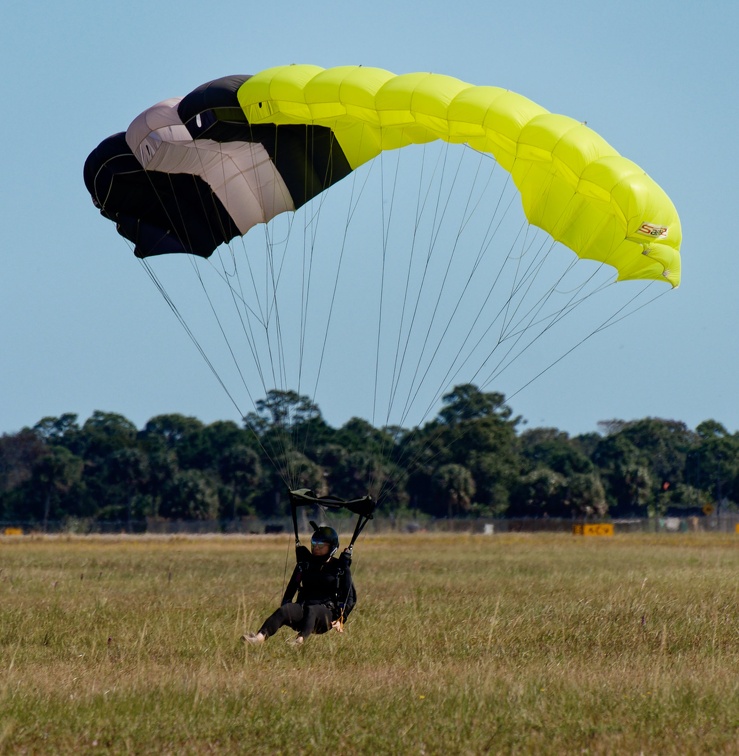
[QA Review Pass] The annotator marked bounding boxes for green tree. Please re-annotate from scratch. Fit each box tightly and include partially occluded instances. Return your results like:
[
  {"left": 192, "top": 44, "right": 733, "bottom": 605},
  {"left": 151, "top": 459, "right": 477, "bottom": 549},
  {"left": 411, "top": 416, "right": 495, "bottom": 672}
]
[
  {"left": 335, "top": 418, "right": 395, "bottom": 455},
  {"left": 187, "top": 420, "right": 251, "bottom": 470},
  {"left": 80, "top": 411, "right": 138, "bottom": 462},
  {"left": 144, "top": 448, "right": 179, "bottom": 518},
  {"left": 0, "top": 430, "right": 46, "bottom": 499},
  {"left": 593, "top": 432, "right": 650, "bottom": 515},
  {"left": 219, "top": 445, "right": 262, "bottom": 519},
  {"left": 101, "top": 447, "right": 150, "bottom": 528},
  {"left": 330, "top": 450, "right": 397, "bottom": 502},
  {"left": 519, "top": 428, "right": 593, "bottom": 476},
  {"left": 161, "top": 469, "right": 219, "bottom": 520},
  {"left": 433, "top": 463, "right": 476, "bottom": 518},
  {"left": 623, "top": 464, "right": 654, "bottom": 515},
  {"left": 690, "top": 430, "right": 739, "bottom": 512},
  {"left": 565, "top": 472, "right": 607, "bottom": 518},
  {"left": 594, "top": 418, "right": 697, "bottom": 513},
  {"left": 33, "top": 413, "right": 81, "bottom": 450},
  {"left": 617, "top": 418, "right": 695, "bottom": 489},
  {"left": 662, "top": 482, "right": 708, "bottom": 512},
  {"left": 28, "top": 446, "right": 84, "bottom": 528},
  {"left": 245, "top": 390, "right": 321, "bottom": 432},
  {"left": 510, "top": 468, "right": 566, "bottom": 517},
  {"left": 277, "top": 451, "right": 326, "bottom": 493},
  {"left": 140, "top": 414, "right": 205, "bottom": 465},
  {"left": 438, "top": 384, "right": 518, "bottom": 426}
]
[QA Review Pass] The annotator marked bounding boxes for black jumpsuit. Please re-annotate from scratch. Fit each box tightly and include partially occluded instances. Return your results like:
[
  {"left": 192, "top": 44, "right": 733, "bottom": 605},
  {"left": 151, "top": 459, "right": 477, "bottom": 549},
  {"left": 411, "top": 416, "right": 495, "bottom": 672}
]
[{"left": 257, "top": 547, "right": 354, "bottom": 640}]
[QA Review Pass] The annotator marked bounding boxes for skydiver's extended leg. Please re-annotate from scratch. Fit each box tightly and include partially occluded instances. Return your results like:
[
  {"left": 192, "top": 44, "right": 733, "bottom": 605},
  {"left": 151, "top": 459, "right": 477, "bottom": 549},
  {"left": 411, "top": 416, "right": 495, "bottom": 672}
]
[
  {"left": 296, "top": 604, "right": 333, "bottom": 640},
  {"left": 256, "top": 602, "right": 305, "bottom": 639}
]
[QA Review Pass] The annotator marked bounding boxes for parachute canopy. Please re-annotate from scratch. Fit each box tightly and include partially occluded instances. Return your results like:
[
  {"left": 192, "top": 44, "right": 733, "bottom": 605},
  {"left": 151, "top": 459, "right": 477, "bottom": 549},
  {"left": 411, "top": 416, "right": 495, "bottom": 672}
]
[{"left": 84, "top": 64, "right": 681, "bottom": 286}]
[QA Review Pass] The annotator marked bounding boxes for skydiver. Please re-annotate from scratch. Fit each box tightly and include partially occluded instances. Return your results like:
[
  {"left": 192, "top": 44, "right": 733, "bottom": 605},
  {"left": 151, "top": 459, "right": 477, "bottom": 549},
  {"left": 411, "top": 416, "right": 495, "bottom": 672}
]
[{"left": 242, "top": 526, "right": 355, "bottom": 646}]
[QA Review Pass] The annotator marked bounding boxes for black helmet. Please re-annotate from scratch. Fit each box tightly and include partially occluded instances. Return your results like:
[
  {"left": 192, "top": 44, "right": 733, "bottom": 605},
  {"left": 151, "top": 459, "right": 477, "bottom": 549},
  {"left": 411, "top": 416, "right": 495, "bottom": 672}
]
[{"left": 311, "top": 526, "right": 339, "bottom": 555}]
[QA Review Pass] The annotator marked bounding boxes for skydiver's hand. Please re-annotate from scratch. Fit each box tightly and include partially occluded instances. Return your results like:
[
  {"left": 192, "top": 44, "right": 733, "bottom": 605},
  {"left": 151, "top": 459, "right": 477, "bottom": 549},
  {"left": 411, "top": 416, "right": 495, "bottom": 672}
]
[
  {"left": 331, "top": 619, "right": 344, "bottom": 633},
  {"left": 339, "top": 548, "right": 352, "bottom": 567}
]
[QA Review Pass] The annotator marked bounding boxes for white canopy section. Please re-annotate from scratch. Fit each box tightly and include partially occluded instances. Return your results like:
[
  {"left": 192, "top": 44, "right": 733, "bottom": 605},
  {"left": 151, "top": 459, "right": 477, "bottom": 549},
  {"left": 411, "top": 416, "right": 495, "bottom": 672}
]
[{"left": 126, "top": 99, "right": 294, "bottom": 234}]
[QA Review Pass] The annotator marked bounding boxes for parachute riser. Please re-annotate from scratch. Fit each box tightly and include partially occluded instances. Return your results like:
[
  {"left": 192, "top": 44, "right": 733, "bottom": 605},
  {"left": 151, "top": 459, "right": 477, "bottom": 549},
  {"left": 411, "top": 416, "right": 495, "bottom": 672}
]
[{"left": 288, "top": 488, "right": 375, "bottom": 557}]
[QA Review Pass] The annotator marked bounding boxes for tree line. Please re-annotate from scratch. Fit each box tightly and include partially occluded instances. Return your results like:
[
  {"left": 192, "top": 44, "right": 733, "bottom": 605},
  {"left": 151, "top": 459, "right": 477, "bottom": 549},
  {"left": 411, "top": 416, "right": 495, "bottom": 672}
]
[{"left": 1, "top": 384, "right": 737, "bottom": 528}]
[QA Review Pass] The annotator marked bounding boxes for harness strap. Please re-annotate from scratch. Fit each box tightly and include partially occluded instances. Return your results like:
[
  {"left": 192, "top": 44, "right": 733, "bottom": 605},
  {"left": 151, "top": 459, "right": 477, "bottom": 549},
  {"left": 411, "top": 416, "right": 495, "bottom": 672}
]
[{"left": 290, "top": 500, "right": 301, "bottom": 547}]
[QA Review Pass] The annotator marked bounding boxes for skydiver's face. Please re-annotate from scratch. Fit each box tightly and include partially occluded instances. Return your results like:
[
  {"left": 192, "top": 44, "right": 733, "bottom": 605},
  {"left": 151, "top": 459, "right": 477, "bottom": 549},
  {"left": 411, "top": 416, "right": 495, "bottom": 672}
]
[{"left": 311, "top": 542, "right": 330, "bottom": 557}]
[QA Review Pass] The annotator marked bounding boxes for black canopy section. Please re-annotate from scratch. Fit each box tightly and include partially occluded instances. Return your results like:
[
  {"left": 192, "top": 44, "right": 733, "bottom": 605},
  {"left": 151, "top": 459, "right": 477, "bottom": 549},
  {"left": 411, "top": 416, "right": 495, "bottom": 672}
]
[
  {"left": 288, "top": 488, "right": 375, "bottom": 554},
  {"left": 83, "top": 132, "right": 240, "bottom": 258},
  {"left": 177, "top": 74, "right": 353, "bottom": 210},
  {"left": 177, "top": 74, "right": 252, "bottom": 140}
]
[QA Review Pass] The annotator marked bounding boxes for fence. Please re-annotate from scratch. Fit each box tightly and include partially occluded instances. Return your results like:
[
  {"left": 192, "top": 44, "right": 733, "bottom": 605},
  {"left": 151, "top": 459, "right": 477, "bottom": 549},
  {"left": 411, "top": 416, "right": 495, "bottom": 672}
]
[{"left": 2, "top": 514, "right": 738, "bottom": 537}]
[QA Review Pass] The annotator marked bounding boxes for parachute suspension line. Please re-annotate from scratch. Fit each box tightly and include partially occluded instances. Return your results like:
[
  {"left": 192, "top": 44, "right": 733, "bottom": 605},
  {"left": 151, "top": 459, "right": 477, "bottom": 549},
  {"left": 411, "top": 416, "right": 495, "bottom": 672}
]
[
  {"left": 473, "top": 254, "right": 577, "bottom": 390},
  {"left": 185, "top": 254, "right": 266, "bottom": 404},
  {"left": 288, "top": 151, "right": 334, "bottom": 486},
  {"left": 456, "top": 240, "right": 587, "bottom": 392},
  {"left": 183, "top": 141, "right": 291, "bottom": 433},
  {"left": 136, "top": 160, "right": 266, "bottom": 405},
  {"left": 133, "top": 171, "right": 270, "bottom": 421},
  {"left": 286, "top": 129, "right": 371, "bottom": 487},
  {"left": 374, "top": 149, "right": 525, "bottom": 502},
  {"left": 380, "top": 142, "right": 453, "bottom": 430},
  {"left": 409, "top": 183, "right": 527, "bottom": 425},
  {"left": 384, "top": 142, "right": 437, "bottom": 422},
  {"left": 389, "top": 155, "right": 517, "bottom": 433},
  {"left": 199, "top": 141, "right": 281, "bottom": 393},
  {"left": 208, "top": 245, "right": 272, "bottom": 396},
  {"left": 366, "top": 140, "right": 441, "bottom": 496},
  {"left": 362, "top": 147, "right": 406, "bottom": 496},
  {"left": 478, "top": 230, "right": 569, "bottom": 375},
  {"left": 266, "top": 229, "right": 289, "bottom": 393},
  {"left": 474, "top": 183, "right": 626, "bottom": 388},
  {"left": 183, "top": 135, "right": 297, "bottom": 489},
  {"left": 372, "top": 149, "right": 401, "bottom": 429},
  {"left": 373, "top": 160, "right": 590, "bottom": 501},
  {"left": 264, "top": 229, "right": 300, "bottom": 489},
  {"left": 138, "top": 258, "right": 244, "bottom": 417},
  {"left": 131, "top": 155, "right": 299, "bottom": 490},
  {"left": 216, "top": 232, "right": 301, "bottom": 489},
  {"left": 501, "top": 280, "right": 667, "bottom": 403},
  {"left": 201, "top": 243, "right": 303, "bottom": 488},
  {"left": 497, "top": 250, "right": 609, "bottom": 347},
  {"left": 253, "top": 135, "right": 295, "bottom": 407},
  {"left": 384, "top": 144, "right": 518, "bottom": 444},
  {"left": 371, "top": 145, "right": 505, "bottom": 502},
  {"left": 390, "top": 141, "right": 465, "bottom": 429},
  {"left": 249, "top": 128, "right": 369, "bottom": 491},
  {"left": 296, "top": 136, "right": 335, "bottom": 397},
  {"left": 474, "top": 172, "right": 568, "bottom": 353},
  {"left": 472, "top": 190, "right": 654, "bottom": 396},
  {"left": 497, "top": 171, "right": 608, "bottom": 339},
  {"left": 392, "top": 145, "right": 503, "bottom": 431},
  {"left": 309, "top": 135, "right": 376, "bottom": 404},
  {"left": 140, "top": 251, "right": 294, "bottom": 485},
  {"left": 422, "top": 168, "right": 583, "bottom": 403}
]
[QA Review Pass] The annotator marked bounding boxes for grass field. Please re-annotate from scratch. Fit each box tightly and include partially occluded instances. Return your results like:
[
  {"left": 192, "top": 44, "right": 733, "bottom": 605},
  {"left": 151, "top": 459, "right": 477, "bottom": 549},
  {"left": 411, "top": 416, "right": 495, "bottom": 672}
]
[{"left": 1, "top": 532, "right": 737, "bottom": 754}]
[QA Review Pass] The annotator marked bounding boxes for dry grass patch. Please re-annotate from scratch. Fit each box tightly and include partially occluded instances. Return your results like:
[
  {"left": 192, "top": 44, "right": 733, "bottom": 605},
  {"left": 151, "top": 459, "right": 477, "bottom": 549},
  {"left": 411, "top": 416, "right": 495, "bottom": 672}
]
[{"left": 1, "top": 533, "right": 737, "bottom": 753}]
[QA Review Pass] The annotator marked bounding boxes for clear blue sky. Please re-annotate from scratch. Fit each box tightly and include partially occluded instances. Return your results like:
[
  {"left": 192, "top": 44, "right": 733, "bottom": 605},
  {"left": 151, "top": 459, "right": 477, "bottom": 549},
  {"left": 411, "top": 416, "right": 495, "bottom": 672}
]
[{"left": 1, "top": 1, "right": 736, "bottom": 437}]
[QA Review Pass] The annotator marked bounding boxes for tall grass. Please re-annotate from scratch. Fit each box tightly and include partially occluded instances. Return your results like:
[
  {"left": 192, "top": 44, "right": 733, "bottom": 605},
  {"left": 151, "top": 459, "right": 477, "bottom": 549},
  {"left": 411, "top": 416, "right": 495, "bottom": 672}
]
[{"left": 1, "top": 533, "right": 737, "bottom": 753}]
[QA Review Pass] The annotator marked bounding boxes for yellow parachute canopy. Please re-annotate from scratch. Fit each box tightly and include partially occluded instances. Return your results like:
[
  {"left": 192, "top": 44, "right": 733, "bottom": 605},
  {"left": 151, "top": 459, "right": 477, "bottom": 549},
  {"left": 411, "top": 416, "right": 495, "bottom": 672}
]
[{"left": 238, "top": 65, "right": 681, "bottom": 287}]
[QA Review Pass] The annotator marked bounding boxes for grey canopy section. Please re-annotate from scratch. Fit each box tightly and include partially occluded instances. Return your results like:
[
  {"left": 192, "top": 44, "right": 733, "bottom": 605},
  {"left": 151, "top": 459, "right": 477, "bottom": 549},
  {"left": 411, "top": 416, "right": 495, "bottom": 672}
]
[{"left": 84, "top": 75, "right": 352, "bottom": 259}]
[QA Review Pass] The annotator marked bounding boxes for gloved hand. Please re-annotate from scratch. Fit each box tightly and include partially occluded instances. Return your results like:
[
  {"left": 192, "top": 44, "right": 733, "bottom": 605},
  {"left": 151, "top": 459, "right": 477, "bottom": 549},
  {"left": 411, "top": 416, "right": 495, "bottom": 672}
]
[{"left": 338, "top": 548, "right": 352, "bottom": 568}]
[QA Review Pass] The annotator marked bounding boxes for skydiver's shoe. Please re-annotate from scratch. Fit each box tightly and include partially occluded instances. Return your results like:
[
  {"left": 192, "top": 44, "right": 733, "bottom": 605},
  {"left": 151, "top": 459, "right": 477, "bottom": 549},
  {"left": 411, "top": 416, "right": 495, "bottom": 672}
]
[
  {"left": 287, "top": 635, "right": 305, "bottom": 647},
  {"left": 241, "top": 632, "right": 265, "bottom": 645}
]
